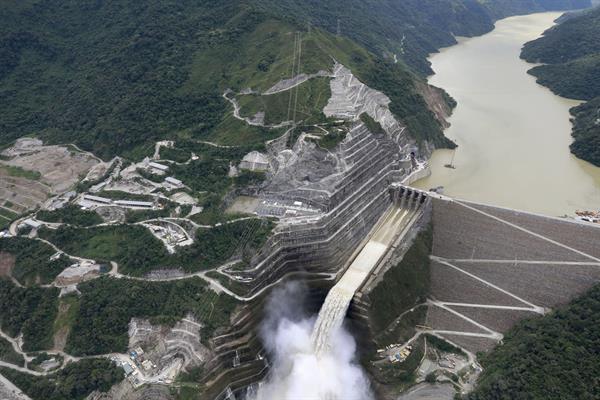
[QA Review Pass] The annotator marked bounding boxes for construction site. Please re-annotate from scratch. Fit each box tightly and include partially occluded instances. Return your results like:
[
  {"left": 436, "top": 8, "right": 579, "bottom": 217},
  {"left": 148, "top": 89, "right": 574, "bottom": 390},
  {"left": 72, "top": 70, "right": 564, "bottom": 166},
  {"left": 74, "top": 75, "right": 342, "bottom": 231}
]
[
  {"left": 202, "top": 185, "right": 600, "bottom": 399},
  {"left": 0, "top": 139, "right": 99, "bottom": 224}
]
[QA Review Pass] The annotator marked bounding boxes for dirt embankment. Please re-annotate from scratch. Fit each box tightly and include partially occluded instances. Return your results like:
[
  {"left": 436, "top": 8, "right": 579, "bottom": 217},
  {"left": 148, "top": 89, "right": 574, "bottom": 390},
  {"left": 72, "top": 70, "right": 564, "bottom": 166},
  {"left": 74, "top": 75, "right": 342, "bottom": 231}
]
[
  {"left": 416, "top": 81, "right": 454, "bottom": 128},
  {"left": 0, "top": 252, "right": 15, "bottom": 278}
]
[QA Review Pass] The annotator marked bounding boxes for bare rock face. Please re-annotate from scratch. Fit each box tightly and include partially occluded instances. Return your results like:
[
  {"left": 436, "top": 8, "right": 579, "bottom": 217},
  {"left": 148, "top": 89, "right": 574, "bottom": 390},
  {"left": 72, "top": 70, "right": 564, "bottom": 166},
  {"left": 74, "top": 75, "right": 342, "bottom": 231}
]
[
  {"left": 87, "top": 381, "right": 174, "bottom": 400},
  {"left": 263, "top": 70, "right": 331, "bottom": 95},
  {"left": 128, "top": 314, "right": 210, "bottom": 375},
  {"left": 266, "top": 136, "right": 345, "bottom": 204},
  {"left": 324, "top": 63, "right": 409, "bottom": 145},
  {"left": 415, "top": 80, "right": 453, "bottom": 128}
]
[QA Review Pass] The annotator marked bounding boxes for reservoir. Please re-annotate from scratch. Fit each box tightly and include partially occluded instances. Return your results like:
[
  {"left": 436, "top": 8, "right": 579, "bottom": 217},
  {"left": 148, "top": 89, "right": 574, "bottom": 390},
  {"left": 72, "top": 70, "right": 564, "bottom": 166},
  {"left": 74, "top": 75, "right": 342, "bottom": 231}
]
[{"left": 414, "top": 12, "right": 600, "bottom": 217}]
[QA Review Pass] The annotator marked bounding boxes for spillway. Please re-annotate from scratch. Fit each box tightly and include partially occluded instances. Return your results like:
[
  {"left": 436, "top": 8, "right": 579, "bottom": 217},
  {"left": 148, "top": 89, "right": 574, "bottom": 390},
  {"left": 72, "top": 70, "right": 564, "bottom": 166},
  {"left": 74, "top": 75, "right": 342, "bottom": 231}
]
[{"left": 311, "top": 206, "right": 414, "bottom": 355}]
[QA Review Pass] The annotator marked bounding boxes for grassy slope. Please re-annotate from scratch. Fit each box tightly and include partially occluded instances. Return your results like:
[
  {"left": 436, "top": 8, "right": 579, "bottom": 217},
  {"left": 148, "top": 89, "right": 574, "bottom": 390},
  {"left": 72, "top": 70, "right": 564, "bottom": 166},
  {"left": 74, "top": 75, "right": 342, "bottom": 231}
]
[
  {"left": 3, "top": 1, "right": 585, "bottom": 158},
  {"left": 254, "top": 0, "right": 589, "bottom": 74},
  {"left": 521, "top": 6, "right": 600, "bottom": 166},
  {"left": 0, "top": 336, "right": 24, "bottom": 367},
  {"left": 36, "top": 204, "right": 103, "bottom": 227},
  {"left": 237, "top": 77, "right": 332, "bottom": 125}
]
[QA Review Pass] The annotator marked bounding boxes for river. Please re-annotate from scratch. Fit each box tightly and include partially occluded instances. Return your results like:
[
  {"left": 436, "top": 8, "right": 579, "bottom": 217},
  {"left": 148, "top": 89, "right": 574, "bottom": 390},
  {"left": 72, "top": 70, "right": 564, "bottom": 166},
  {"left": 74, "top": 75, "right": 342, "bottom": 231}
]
[{"left": 414, "top": 12, "right": 600, "bottom": 217}]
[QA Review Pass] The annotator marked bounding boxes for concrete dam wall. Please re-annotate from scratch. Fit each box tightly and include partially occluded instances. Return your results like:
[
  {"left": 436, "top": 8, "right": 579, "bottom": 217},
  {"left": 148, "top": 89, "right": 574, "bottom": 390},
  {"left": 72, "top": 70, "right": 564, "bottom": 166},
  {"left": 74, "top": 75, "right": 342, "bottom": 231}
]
[{"left": 425, "top": 196, "right": 600, "bottom": 353}]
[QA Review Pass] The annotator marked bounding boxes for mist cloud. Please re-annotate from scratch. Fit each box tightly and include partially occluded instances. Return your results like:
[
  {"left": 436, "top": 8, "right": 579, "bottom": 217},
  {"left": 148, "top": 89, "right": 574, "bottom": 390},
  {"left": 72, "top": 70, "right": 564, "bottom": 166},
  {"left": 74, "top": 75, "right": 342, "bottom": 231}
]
[{"left": 249, "top": 282, "right": 373, "bottom": 400}]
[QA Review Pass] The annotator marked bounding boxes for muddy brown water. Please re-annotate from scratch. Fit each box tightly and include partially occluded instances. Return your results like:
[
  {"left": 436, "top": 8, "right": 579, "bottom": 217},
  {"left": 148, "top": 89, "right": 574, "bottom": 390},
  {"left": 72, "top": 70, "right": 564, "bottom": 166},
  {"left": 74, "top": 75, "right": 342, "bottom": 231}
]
[{"left": 415, "top": 12, "right": 600, "bottom": 217}]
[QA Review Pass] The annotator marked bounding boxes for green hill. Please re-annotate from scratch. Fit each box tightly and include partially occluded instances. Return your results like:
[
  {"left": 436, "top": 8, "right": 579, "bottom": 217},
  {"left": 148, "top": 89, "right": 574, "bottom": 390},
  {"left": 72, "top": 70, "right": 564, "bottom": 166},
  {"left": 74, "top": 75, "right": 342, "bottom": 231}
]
[
  {"left": 467, "top": 284, "right": 600, "bottom": 400},
  {"left": 522, "top": 6, "right": 600, "bottom": 166},
  {"left": 0, "top": 0, "right": 589, "bottom": 159},
  {"left": 254, "top": 0, "right": 590, "bottom": 74}
]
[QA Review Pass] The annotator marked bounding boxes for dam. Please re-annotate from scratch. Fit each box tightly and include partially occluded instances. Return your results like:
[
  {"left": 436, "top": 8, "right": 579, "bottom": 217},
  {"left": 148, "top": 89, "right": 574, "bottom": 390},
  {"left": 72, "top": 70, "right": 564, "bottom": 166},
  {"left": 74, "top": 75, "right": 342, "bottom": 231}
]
[
  {"left": 312, "top": 204, "right": 417, "bottom": 356},
  {"left": 195, "top": 28, "right": 600, "bottom": 394},
  {"left": 209, "top": 174, "right": 600, "bottom": 399}
]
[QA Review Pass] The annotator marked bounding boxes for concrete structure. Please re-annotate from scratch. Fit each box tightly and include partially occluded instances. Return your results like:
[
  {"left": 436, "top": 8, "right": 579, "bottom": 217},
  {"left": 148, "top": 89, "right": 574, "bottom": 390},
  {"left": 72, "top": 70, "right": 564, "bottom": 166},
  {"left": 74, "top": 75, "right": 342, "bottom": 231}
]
[
  {"left": 424, "top": 196, "right": 600, "bottom": 353},
  {"left": 165, "top": 177, "right": 183, "bottom": 187},
  {"left": 83, "top": 194, "right": 112, "bottom": 204},
  {"left": 205, "top": 179, "right": 600, "bottom": 399},
  {"left": 21, "top": 218, "right": 42, "bottom": 229},
  {"left": 56, "top": 262, "right": 101, "bottom": 286},
  {"left": 122, "top": 363, "right": 134, "bottom": 376},
  {"left": 148, "top": 162, "right": 169, "bottom": 172},
  {"left": 239, "top": 151, "right": 269, "bottom": 172},
  {"left": 113, "top": 200, "right": 153, "bottom": 208}
]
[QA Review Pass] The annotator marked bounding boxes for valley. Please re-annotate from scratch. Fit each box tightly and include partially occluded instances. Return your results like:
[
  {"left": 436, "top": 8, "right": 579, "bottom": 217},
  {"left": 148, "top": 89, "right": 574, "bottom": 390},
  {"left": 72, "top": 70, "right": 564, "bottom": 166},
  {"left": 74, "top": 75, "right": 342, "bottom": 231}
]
[
  {"left": 1, "top": 1, "right": 599, "bottom": 400},
  {"left": 414, "top": 12, "right": 600, "bottom": 216}
]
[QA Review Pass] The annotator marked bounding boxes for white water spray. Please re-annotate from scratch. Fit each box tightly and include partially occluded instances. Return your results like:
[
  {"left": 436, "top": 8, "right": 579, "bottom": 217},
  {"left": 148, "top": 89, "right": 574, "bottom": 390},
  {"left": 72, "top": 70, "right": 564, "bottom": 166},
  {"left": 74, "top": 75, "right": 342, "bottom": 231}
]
[
  {"left": 250, "top": 207, "right": 413, "bottom": 400},
  {"left": 250, "top": 282, "right": 373, "bottom": 400}
]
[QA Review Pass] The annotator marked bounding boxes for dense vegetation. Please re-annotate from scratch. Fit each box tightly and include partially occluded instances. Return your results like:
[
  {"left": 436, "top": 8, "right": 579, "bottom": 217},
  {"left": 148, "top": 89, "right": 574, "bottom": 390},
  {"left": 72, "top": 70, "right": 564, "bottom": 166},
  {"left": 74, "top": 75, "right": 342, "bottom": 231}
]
[
  {"left": 36, "top": 204, "right": 103, "bottom": 227},
  {"left": 467, "top": 284, "right": 600, "bottom": 400},
  {"left": 38, "top": 219, "right": 274, "bottom": 276},
  {"left": 182, "top": 218, "right": 275, "bottom": 271},
  {"left": 360, "top": 113, "right": 386, "bottom": 136},
  {"left": 308, "top": 130, "right": 348, "bottom": 150},
  {"left": 253, "top": 0, "right": 589, "bottom": 74},
  {"left": 0, "top": 237, "right": 71, "bottom": 285},
  {"left": 2, "top": 1, "right": 584, "bottom": 159},
  {"left": 521, "top": 6, "right": 600, "bottom": 166},
  {"left": 0, "top": 279, "right": 58, "bottom": 351},
  {"left": 0, "top": 336, "right": 24, "bottom": 366},
  {"left": 0, "top": 359, "right": 123, "bottom": 400},
  {"left": 369, "top": 224, "right": 433, "bottom": 333},
  {"left": 66, "top": 277, "right": 237, "bottom": 355},
  {"left": 527, "top": 55, "right": 600, "bottom": 101},
  {"left": 39, "top": 224, "right": 169, "bottom": 276},
  {"left": 570, "top": 97, "right": 600, "bottom": 165}
]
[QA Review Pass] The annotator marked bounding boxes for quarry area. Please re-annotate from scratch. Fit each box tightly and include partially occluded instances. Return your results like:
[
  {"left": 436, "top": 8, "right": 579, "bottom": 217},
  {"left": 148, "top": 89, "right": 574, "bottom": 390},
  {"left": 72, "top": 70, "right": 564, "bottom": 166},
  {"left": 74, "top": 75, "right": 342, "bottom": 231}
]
[
  {"left": 0, "top": 139, "right": 99, "bottom": 228},
  {"left": 1, "top": 55, "right": 600, "bottom": 400}
]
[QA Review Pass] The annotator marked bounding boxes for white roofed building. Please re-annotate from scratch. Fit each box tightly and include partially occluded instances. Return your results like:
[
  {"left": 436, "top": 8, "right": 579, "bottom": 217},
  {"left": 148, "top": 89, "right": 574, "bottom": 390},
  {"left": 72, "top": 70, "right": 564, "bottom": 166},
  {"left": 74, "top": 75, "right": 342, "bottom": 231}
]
[{"left": 148, "top": 161, "right": 169, "bottom": 172}]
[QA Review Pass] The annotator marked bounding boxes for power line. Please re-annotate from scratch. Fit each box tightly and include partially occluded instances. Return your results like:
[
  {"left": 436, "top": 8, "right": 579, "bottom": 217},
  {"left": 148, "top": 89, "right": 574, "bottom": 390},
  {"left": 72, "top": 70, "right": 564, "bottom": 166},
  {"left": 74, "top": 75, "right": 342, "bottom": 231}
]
[
  {"left": 292, "top": 33, "right": 302, "bottom": 123},
  {"left": 286, "top": 33, "right": 299, "bottom": 122}
]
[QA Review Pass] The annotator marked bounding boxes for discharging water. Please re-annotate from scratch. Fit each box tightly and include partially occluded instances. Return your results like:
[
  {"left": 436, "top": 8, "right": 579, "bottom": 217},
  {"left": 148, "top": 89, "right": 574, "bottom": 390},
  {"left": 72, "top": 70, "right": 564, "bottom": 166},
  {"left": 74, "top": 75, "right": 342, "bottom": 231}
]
[
  {"left": 311, "top": 207, "right": 410, "bottom": 355},
  {"left": 251, "top": 206, "right": 415, "bottom": 400},
  {"left": 414, "top": 12, "right": 600, "bottom": 217}
]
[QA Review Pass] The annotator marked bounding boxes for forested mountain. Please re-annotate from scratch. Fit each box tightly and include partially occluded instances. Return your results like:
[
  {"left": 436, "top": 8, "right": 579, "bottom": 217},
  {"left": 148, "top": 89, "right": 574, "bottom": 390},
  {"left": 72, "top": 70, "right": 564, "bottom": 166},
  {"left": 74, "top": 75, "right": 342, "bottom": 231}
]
[
  {"left": 0, "top": 0, "right": 589, "bottom": 160},
  {"left": 522, "top": 6, "right": 600, "bottom": 166}
]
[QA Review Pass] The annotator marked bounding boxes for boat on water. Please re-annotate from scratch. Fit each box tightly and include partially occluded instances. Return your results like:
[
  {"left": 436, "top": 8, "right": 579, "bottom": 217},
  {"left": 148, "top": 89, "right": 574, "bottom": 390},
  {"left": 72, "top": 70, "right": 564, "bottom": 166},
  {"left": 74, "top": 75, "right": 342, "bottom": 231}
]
[{"left": 444, "top": 148, "right": 457, "bottom": 169}]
